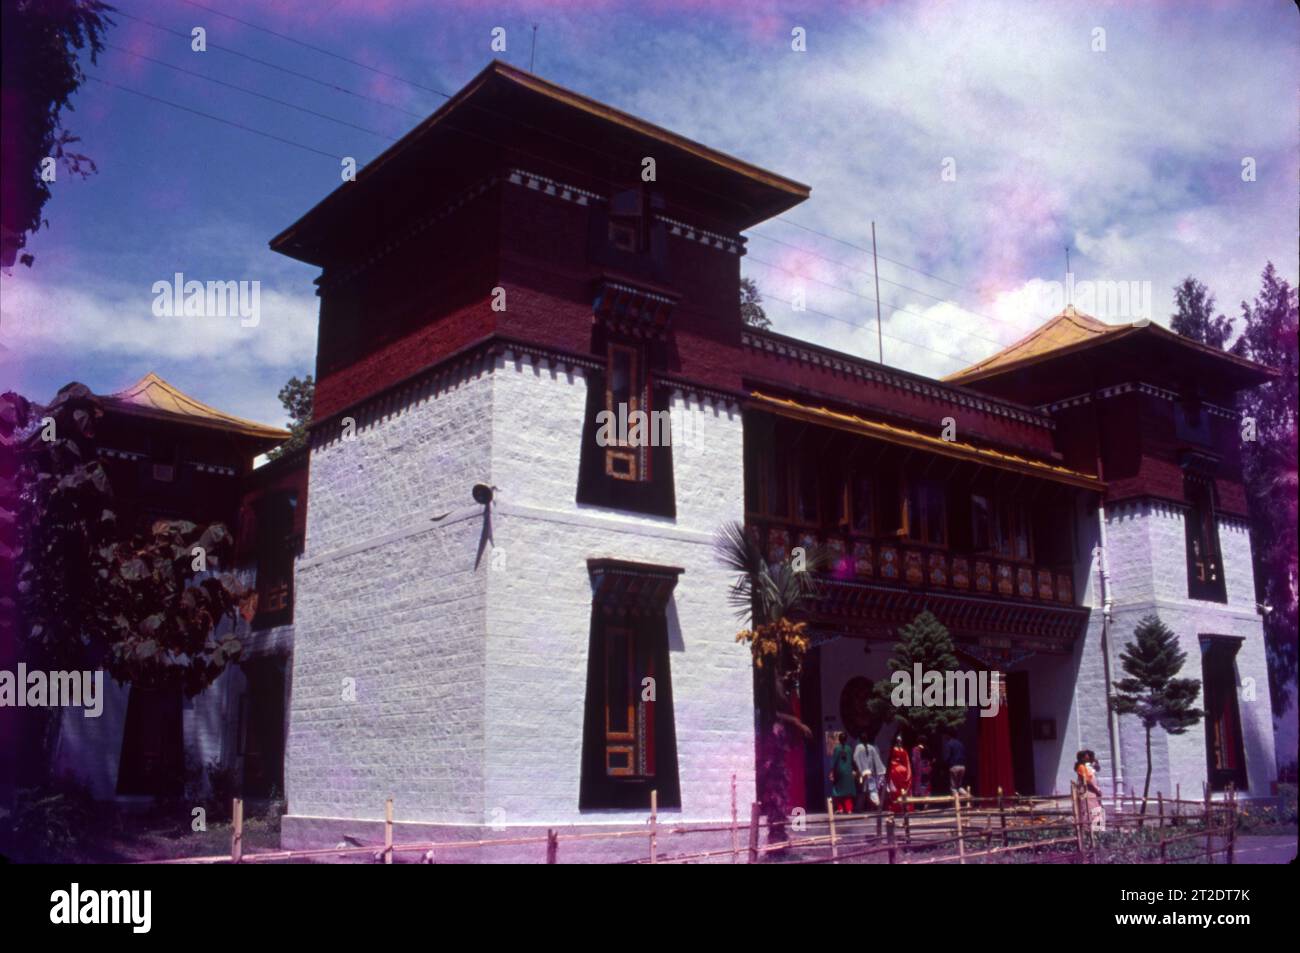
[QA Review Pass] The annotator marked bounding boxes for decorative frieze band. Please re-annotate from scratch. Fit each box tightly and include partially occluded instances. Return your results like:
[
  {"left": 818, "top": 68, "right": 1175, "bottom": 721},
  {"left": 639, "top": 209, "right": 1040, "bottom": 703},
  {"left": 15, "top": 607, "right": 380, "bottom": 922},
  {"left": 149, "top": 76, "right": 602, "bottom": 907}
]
[
  {"left": 1042, "top": 383, "right": 1239, "bottom": 420},
  {"left": 98, "top": 447, "right": 236, "bottom": 477},
  {"left": 656, "top": 214, "right": 743, "bottom": 255},
  {"left": 505, "top": 168, "right": 745, "bottom": 257},
  {"left": 505, "top": 168, "right": 601, "bottom": 205}
]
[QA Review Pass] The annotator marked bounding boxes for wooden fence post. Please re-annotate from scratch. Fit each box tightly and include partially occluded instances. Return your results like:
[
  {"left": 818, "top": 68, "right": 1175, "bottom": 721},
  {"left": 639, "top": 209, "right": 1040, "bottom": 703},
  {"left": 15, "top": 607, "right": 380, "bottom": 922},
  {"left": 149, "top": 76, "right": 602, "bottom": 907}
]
[
  {"left": 649, "top": 789, "right": 658, "bottom": 865},
  {"left": 546, "top": 829, "right": 558, "bottom": 864},
  {"left": 1175, "top": 783, "right": 1181, "bottom": 826},
  {"left": 954, "top": 790, "right": 966, "bottom": 864},
  {"left": 384, "top": 797, "right": 393, "bottom": 865},
  {"left": 748, "top": 802, "right": 761, "bottom": 864},
  {"left": 1203, "top": 782, "right": 1213, "bottom": 864},
  {"left": 1070, "top": 782, "right": 1085, "bottom": 857},
  {"left": 1157, "top": 792, "right": 1164, "bottom": 831},
  {"left": 886, "top": 813, "right": 896, "bottom": 864},
  {"left": 1226, "top": 787, "right": 1236, "bottom": 865},
  {"left": 730, "top": 773, "right": 739, "bottom": 863},
  {"left": 997, "top": 786, "right": 1008, "bottom": 848},
  {"left": 231, "top": 798, "right": 243, "bottom": 864},
  {"left": 826, "top": 798, "right": 839, "bottom": 864},
  {"left": 902, "top": 797, "right": 911, "bottom": 845}
]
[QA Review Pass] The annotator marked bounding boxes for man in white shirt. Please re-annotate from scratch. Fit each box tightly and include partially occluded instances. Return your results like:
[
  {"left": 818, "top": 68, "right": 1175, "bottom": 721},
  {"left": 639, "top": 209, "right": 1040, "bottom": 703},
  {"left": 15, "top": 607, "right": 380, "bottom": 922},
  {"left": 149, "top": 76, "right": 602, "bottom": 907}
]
[{"left": 853, "top": 734, "right": 886, "bottom": 812}]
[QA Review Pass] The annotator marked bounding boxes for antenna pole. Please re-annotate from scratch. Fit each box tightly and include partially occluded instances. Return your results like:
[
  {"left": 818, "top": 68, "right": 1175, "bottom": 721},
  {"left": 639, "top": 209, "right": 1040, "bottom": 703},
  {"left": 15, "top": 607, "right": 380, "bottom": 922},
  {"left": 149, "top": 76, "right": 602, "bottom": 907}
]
[
  {"left": 872, "top": 220, "right": 884, "bottom": 364},
  {"left": 1065, "top": 245, "right": 1072, "bottom": 304}
]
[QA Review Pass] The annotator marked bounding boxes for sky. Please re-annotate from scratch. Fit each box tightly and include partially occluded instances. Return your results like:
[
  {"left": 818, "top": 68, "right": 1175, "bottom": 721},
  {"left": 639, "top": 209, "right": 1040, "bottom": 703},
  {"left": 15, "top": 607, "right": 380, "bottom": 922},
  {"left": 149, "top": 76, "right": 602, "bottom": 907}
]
[{"left": 1, "top": 0, "right": 1297, "bottom": 427}]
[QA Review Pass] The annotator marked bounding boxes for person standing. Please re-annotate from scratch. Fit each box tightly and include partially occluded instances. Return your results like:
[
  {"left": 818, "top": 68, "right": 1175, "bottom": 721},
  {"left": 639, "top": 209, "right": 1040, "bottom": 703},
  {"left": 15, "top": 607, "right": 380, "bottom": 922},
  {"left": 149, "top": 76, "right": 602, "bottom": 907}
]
[
  {"left": 941, "top": 728, "right": 968, "bottom": 796},
  {"left": 829, "top": 732, "right": 857, "bottom": 814},
  {"left": 1075, "top": 749, "right": 1104, "bottom": 832},
  {"left": 1085, "top": 749, "right": 1106, "bottom": 832},
  {"left": 910, "top": 741, "right": 933, "bottom": 802},
  {"left": 886, "top": 737, "right": 912, "bottom": 813},
  {"left": 853, "top": 732, "right": 886, "bottom": 812}
]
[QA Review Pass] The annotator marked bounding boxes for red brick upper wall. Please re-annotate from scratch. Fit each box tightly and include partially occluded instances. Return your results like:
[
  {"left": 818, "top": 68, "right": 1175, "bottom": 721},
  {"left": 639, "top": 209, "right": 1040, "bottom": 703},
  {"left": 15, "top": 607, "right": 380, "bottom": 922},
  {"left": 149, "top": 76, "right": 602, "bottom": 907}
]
[{"left": 311, "top": 174, "right": 1067, "bottom": 465}]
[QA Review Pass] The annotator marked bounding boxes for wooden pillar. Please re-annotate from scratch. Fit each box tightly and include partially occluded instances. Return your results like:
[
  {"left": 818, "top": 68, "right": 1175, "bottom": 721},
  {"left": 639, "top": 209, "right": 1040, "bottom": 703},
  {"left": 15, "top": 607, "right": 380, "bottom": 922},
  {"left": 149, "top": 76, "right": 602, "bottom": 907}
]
[
  {"left": 747, "top": 802, "right": 761, "bottom": 864},
  {"left": 649, "top": 789, "right": 658, "bottom": 865},
  {"left": 1203, "top": 782, "right": 1213, "bottom": 864},
  {"left": 954, "top": 790, "right": 966, "bottom": 865},
  {"left": 886, "top": 813, "right": 896, "bottom": 864},
  {"left": 1226, "top": 788, "right": 1236, "bottom": 865},
  {"left": 826, "top": 798, "right": 839, "bottom": 864},
  {"left": 1071, "top": 782, "right": 1085, "bottom": 857},
  {"left": 998, "top": 786, "right": 1008, "bottom": 848},
  {"left": 384, "top": 797, "right": 393, "bottom": 865},
  {"left": 730, "top": 773, "right": 739, "bottom": 864},
  {"left": 546, "top": 829, "right": 558, "bottom": 864}
]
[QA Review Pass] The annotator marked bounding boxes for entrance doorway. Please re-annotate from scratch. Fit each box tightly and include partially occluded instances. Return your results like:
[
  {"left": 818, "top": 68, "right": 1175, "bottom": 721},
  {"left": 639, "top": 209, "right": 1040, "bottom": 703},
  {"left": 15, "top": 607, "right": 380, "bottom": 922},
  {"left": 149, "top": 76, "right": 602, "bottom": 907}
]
[{"left": 1201, "top": 636, "right": 1247, "bottom": 792}]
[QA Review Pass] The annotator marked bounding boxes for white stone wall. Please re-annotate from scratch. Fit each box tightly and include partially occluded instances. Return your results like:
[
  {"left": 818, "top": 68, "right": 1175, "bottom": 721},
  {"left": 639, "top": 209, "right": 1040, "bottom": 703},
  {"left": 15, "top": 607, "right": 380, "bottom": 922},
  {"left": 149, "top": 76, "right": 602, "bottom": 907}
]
[
  {"left": 483, "top": 352, "right": 753, "bottom": 824},
  {"left": 282, "top": 351, "right": 753, "bottom": 833},
  {"left": 284, "top": 369, "right": 494, "bottom": 824},
  {"left": 1071, "top": 500, "right": 1276, "bottom": 801}
]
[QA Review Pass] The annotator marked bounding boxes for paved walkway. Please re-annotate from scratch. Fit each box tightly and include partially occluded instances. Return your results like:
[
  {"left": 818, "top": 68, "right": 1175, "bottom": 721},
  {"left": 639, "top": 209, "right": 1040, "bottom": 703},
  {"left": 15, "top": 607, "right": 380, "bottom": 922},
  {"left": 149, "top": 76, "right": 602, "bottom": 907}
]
[{"left": 1230, "top": 835, "right": 1297, "bottom": 864}]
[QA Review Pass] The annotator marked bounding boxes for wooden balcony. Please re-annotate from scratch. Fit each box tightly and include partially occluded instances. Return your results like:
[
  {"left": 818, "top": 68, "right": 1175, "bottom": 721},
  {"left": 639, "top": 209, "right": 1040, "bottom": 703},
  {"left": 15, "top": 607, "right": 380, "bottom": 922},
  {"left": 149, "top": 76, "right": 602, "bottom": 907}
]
[{"left": 749, "top": 521, "right": 1076, "bottom": 605}]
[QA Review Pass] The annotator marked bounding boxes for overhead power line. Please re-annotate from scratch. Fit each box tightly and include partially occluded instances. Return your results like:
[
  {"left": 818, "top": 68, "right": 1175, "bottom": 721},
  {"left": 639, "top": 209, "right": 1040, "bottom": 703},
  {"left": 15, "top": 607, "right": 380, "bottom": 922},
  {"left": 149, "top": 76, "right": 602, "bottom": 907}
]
[
  {"left": 87, "top": 76, "right": 347, "bottom": 160},
  {"left": 105, "top": 43, "right": 398, "bottom": 141}
]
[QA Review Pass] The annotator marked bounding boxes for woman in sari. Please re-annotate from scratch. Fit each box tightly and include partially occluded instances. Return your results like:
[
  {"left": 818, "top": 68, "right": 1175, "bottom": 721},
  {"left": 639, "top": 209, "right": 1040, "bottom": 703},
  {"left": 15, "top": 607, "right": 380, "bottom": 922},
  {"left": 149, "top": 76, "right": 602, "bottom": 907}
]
[
  {"left": 829, "top": 732, "right": 857, "bottom": 814},
  {"left": 887, "top": 738, "right": 912, "bottom": 813},
  {"left": 1075, "top": 749, "right": 1105, "bottom": 832}
]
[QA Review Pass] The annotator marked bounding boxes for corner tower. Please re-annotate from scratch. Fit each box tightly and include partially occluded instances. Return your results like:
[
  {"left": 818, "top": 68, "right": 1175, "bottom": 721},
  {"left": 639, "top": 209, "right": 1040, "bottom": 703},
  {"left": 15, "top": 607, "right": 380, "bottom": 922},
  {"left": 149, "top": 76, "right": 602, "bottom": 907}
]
[
  {"left": 947, "top": 307, "right": 1279, "bottom": 799},
  {"left": 271, "top": 62, "right": 808, "bottom": 848}
]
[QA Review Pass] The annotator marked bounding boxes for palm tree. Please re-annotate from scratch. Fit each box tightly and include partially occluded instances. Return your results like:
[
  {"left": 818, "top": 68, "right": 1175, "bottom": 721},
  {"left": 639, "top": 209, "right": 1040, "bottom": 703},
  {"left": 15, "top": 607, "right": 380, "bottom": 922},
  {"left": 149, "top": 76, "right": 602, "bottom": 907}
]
[{"left": 715, "top": 520, "right": 826, "bottom": 840}]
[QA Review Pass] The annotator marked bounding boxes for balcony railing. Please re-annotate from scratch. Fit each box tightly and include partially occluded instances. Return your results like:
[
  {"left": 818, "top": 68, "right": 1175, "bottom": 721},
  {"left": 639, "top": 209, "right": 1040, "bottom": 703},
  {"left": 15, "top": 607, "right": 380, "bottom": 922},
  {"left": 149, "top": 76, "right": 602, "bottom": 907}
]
[{"left": 748, "top": 521, "right": 1076, "bottom": 606}]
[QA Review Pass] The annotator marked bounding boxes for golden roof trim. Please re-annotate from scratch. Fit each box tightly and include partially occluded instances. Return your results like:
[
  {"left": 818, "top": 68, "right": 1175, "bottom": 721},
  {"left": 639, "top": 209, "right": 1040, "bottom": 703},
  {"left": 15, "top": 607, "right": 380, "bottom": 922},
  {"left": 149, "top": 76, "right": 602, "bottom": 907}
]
[{"left": 750, "top": 391, "right": 1104, "bottom": 491}]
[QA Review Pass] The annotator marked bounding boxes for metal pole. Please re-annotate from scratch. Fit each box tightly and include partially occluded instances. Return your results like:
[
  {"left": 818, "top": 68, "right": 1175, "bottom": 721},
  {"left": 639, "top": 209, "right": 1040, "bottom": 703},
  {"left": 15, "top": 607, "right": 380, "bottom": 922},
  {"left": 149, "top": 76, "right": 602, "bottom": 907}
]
[{"left": 871, "top": 221, "right": 884, "bottom": 364}]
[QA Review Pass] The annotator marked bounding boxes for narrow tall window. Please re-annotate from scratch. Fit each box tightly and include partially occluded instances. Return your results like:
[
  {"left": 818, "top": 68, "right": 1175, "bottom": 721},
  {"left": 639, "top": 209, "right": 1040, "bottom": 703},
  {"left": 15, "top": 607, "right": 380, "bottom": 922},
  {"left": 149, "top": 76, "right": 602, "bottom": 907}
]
[
  {"left": 603, "top": 625, "right": 656, "bottom": 778},
  {"left": 604, "top": 343, "right": 643, "bottom": 481},
  {"left": 581, "top": 560, "right": 681, "bottom": 809},
  {"left": 1201, "top": 636, "right": 1247, "bottom": 791},
  {"left": 844, "top": 472, "right": 873, "bottom": 534},
  {"left": 971, "top": 493, "right": 1032, "bottom": 560},
  {"left": 905, "top": 478, "right": 947, "bottom": 546},
  {"left": 1185, "top": 475, "right": 1226, "bottom": 602}
]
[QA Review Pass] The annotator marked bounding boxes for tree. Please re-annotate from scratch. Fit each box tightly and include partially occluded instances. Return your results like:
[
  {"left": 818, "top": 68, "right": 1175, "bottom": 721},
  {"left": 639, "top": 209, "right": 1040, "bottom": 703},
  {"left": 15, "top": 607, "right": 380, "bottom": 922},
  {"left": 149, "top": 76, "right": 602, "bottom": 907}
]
[
  {"left": 267, "top": 374, "right": 313, "bottom": 461},
  {"left": 740, "top": 276, "right": 770, "bottom": 330},
  {"left": 1171, "top": 277, "right": 1233, "bottom": 349},
  {"left": 867, "top": 610, "right": 968, "bottom": 745},
  {"left": 5, "top": 384, "right": 253, "bottom": 778},
  {"left": 715, "top": 521, "right": 823, "bottom": 839},
  {"left": 1230, "top": 263, "right": 1299, "bottom": 721},
  {"left": 1110, "top": 615, "right": 1202, "bottom": 813},
  {"left": 0, "top": 0, "right": 115, "bottom": 269}
]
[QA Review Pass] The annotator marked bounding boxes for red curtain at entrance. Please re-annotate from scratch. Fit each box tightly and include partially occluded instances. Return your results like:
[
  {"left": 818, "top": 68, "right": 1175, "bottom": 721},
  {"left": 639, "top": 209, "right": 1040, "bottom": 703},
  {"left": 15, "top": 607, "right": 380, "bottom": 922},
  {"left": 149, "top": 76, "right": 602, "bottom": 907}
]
[
  {"left": 977, "top": 677, "right": 1015, "bottom": 796},
  {"left": 785, "top": 691, "right": 806, "bottom": 809}
]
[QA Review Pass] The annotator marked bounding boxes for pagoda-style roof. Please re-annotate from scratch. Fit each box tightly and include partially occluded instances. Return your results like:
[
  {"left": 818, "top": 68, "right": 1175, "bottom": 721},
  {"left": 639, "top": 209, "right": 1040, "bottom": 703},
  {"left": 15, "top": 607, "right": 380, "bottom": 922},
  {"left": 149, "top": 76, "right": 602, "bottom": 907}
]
[
  {"left": 271, "top": 60, "right": 811, "bottom": 265},
  {"left": 944, "top": 306, "right": 1276, "bottom": 403},
  {"left": 102, "top": 373, "right": 290, "bottom": 445},
  {"left": 944, "top": 307, "right": 1123, "bottom": 383}
]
